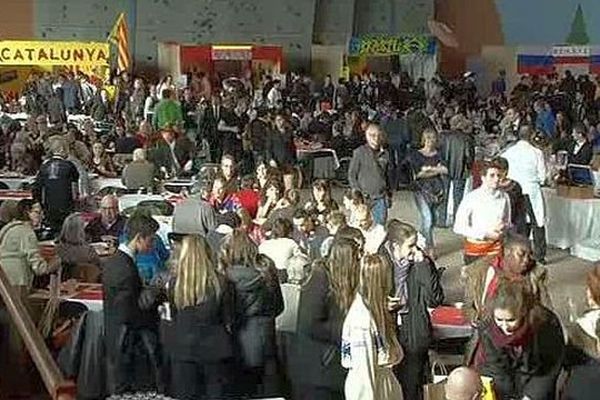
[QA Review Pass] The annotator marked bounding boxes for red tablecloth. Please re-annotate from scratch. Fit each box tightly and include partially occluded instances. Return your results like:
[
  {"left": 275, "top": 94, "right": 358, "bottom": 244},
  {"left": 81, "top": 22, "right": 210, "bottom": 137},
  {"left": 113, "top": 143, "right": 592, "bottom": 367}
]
[
  {"left": 431, "top": 306, "right": 468, "bottom": 326},
  {"left": 0, "top": 189, "right": 33, "bottom": 201}
]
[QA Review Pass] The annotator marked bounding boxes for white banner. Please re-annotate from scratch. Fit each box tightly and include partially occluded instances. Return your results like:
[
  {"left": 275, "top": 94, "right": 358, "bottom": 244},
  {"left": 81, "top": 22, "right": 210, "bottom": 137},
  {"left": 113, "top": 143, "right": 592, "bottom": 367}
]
[{"left": 552, "top": 45, "right": 590, "bottom": 57}]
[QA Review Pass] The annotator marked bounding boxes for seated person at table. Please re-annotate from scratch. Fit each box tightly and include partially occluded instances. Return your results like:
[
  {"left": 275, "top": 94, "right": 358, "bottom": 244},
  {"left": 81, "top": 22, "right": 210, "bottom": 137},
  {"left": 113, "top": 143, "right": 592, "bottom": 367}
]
[
  {"left": 259, "top": 218, "right": 301, "bottom": 273},
  {"left": 56, "top": 213, "right": 101, "bottom": 281},
  {"left": 91, "top": 142, "right": 117, "bottom": 178},
  {"left": 120, "top": 209, "right": 170, "bottom": 284},
  {"left": 221, "top": 154, "right": 240, "bottom": 194},
  {"left": 115, "top": 127, "right": 142, "bottom": 154},
  {"left": 263, "top": 188, "right": 301, "bottom": 231},
  {"left": 209, "top": 175, "right": 241, "bottom": 214},
  {"left": 29, "top": 201, "right": 52, "bottom": 241},
  {"left": 236, "top": 175, "right": 261, "bottom": 219},
  {"left": 473, "top": 278, "right": 564, "bottom": 400},
  {"left": 85, "top": 195, "right": 127, "bottom": 243},
  {"left": 292, "top": 209, "right": 329, "bottom": 261},
  {"left": 568, "top": 123, "right": 593, "bottom": 165},
  {"left": 103, "top": 213, "right": 163, "bottom": 395},
  {"left": 256, "top": 179, "right": 286, "bottom": 222},
  {"left": 122, "top": 148, "right": 155, "bottom": 191},
  {"left": 304, "top": 179, "right": 339, "bottom": 225},
  {"left": 148, "top": 126, "right": 195, "bottom": 178},
  {"left": 463, "top": 234, "right": 551, "bottom": 326}
]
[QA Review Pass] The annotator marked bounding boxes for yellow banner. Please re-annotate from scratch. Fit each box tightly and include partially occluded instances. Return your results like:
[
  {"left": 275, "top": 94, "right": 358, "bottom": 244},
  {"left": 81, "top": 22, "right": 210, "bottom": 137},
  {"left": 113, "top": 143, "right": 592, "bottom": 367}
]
[{"left": 0, "top": 41, "right": 109, "bottom": 66}]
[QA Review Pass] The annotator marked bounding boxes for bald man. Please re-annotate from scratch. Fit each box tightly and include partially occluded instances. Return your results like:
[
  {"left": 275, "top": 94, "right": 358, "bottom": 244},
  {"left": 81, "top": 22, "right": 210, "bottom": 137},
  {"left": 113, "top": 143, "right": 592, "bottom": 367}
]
[
  {"left": 445, "top": 367, "right": 484, "bottom": 400},
  {"left": 85, "top": 195, "right": 127, "bottom": 243}
]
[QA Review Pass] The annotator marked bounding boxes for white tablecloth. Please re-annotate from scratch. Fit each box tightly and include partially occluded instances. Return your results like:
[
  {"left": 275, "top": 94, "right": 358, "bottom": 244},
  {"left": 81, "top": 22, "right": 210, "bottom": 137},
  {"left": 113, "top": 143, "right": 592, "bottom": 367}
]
[
  {"left": 0, "top": 176, "right": 35, "bottom": 189},
  {"left": 544, "top": 188, "right": 600, "bottom": 250}
]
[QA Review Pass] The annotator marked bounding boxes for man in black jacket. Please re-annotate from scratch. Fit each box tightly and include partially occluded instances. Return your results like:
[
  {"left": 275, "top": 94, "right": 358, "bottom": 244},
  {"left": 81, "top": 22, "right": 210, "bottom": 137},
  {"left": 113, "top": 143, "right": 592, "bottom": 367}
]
[
  {"left": 103, "top": 214, "right": 162, "bottom": 394},
  {"left": 382, "top": 219, "right": 444, "bottom": 400},
  {"left": 348, "top": 124, "right": 392, "bottom": 225},
  {"left": 33, "top": 137, "right": 79, "bottom": 233},
  {"left": 439, "top": 115, "right": 474, "bottom": 227}
]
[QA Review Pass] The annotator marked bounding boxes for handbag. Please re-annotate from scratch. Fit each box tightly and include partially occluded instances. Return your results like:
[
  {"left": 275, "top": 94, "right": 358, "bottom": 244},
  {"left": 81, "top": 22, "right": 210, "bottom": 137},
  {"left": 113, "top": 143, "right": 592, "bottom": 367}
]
[{"left": 423, "top": 359, "right": 449, "bottom": 400}]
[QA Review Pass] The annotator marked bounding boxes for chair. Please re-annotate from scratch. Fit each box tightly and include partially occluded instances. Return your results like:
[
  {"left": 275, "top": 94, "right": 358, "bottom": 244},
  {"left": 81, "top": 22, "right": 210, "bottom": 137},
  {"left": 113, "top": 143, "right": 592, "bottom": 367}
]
[
  {"left": 67, "top": 263, "right": 101, "bottom": 283},
  {"left": 136, "top": 200, "right": 174, "bottom": 216}
]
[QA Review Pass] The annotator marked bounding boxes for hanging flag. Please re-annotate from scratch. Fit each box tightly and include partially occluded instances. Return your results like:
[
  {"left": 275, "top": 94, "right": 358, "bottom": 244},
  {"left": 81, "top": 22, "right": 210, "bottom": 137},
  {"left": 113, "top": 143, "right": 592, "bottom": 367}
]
[{"left": 108, "top": 13, "right": 130, "bottom": 73}]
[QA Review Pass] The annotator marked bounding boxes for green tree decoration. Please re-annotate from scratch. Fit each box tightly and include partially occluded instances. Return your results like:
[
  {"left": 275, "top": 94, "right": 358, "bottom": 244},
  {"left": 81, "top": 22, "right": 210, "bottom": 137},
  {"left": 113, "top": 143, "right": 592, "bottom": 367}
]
[{"left": 566, "top": 4, "right": 590, "bottom": 45}]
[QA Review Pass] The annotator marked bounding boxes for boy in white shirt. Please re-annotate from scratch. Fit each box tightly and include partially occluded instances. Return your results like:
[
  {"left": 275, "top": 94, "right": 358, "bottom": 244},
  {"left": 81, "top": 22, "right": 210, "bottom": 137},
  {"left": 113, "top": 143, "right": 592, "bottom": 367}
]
[{"left": 453, "top": 160, "right": 511, "bottom": 264}]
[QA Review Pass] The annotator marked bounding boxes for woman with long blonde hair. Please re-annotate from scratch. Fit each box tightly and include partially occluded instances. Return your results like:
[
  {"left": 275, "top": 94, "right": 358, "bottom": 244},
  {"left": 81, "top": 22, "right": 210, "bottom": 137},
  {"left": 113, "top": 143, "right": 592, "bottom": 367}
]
[
  {"left": 341, "top": 254, "right": 404, "bottom": 400},
  {"left": 168, "top": 235, "right": 234, "bottom": 400}
]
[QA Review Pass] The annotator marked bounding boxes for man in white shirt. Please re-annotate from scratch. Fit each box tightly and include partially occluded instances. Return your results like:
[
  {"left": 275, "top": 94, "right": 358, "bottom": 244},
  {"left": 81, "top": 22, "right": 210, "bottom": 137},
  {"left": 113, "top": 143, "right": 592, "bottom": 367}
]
[
  {"left": 266, "top": 80, "right": 282, "bottom": 109},
  {"left": 354, "top": 203, "right": 387, "bottom": 254},
  {"left": 501, "top": 125, "right": 547, "bottom": 264},
  {"left": 454, "top": 159, "right": 511, "bottom": 264}
]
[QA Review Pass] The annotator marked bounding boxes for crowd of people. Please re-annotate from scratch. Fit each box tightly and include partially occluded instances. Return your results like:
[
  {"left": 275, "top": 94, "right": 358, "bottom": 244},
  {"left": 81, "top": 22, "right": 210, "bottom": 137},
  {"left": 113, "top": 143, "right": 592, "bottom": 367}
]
[{"left": 0, "top": 66, "right": 598, "bottom": 400}]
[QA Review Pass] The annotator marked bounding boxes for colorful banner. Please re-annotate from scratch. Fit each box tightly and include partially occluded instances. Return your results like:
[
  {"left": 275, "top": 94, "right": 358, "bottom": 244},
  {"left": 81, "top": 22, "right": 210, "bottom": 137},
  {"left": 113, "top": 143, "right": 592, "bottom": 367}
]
[
  {"left": 0, "top": 41, "right": 109, "bottom": 66},
  {"left": 348, "top": 35, "right": 435, "bottom": 57}
]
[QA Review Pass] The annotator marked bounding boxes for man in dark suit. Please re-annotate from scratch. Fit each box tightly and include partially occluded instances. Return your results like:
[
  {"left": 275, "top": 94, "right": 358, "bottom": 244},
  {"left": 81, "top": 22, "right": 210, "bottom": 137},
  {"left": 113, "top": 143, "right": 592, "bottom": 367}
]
[
  {"left": 103, "top": 214, "right": 162, "bottom": 394},
  {"left": 148, "top": 127, "right": 195, "bottom": 178}
]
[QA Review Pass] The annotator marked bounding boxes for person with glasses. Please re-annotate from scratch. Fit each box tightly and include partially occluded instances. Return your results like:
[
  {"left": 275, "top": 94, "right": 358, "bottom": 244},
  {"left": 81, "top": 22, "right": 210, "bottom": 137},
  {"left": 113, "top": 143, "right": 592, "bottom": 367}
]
[{"left": 84, "top": 194, "right": 127, "bottom": 243}]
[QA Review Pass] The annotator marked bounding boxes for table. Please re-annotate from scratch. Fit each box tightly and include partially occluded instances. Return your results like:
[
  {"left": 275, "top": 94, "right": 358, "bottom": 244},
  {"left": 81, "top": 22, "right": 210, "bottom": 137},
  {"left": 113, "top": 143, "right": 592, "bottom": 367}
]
[
  {"left": 430, "top": 306, "right": 473, "bottom": 340},
  {"left": 544, "top": 188, "right": 600, "bottom": 250},
  {"left": 29, "top": 283, "right": 103, "bottom": 312},
  {"left": 0, "top": 175, "right": 35, "bottom": 189},
  {"left": 296, "top": 148, "right": 340, "bottom": 181},
  {"left": 0, "top": 189, "right": 32, "bottom": 201},
  {"left": 90, "top": 177, "right": 125, "bottom": 194}
]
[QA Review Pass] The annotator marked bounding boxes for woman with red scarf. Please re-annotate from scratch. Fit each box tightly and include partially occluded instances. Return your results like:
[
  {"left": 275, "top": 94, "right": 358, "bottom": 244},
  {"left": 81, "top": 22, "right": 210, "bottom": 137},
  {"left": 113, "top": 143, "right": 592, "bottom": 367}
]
[{"left": 474, "top": 278, "right": 564, "bottom": 400}]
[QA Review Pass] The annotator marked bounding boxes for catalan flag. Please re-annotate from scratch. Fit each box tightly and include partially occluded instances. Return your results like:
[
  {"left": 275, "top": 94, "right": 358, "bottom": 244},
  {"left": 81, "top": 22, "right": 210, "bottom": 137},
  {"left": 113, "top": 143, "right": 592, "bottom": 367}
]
[{"left": 108, "top": 13, "right": 130, "bottom": 73}]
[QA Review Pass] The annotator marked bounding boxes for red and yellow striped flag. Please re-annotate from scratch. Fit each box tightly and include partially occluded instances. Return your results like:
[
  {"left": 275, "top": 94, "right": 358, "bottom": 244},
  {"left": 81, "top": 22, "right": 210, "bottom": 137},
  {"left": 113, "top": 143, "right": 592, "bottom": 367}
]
[{"left": 108, "top": 13, "right": 130, "bottom": 73}]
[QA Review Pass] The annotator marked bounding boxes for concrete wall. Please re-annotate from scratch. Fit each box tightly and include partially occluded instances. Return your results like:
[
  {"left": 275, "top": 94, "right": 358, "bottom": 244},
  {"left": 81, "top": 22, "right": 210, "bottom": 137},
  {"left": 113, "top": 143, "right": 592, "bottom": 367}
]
[
  {"left": 34, "top": 0, "right": 317, "bottom": 72},
  {"left": 6, "top": 0, "right": 432, "bottom": 75},
  {"left": 354, "top": 0, "right": 433, "bottom": 36},
  {"left": 313, "top": 0, "right": 355, "bottom": 46}
]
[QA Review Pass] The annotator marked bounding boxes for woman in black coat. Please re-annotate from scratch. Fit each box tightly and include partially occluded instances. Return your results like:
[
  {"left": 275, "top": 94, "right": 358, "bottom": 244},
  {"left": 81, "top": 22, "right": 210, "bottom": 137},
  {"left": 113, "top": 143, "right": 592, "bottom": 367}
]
[
  {"left": 473, "top": 278, "right": 565, "bottom": 400},
  {"left": 563, "top": 265, "right": 600, "bottom": 400},
  {"left": 166, "top": 235, "right": 234, "bottom": 400},
  {"left": 220, "top": 229, "right": 284, "bottom": 398},
  {"left": 288, "top": 238, "right": 361, "bottom": 400}
]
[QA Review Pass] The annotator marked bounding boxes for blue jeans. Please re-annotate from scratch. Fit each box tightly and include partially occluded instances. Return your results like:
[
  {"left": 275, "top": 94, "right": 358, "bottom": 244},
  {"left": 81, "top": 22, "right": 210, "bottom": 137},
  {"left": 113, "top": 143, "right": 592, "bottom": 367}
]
[
  {"left": 371, "top": 197, "right": 388, "bottom": 226},
  {"left": 414, "top": 192, "right": 435, "bottom": 249}
]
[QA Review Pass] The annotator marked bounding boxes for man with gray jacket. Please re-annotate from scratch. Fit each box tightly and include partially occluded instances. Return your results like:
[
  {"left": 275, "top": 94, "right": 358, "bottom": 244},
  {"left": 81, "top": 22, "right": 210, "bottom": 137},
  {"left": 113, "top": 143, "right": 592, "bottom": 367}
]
[{"left": 348, "top": 124, "right": 392, "bottom": 225}]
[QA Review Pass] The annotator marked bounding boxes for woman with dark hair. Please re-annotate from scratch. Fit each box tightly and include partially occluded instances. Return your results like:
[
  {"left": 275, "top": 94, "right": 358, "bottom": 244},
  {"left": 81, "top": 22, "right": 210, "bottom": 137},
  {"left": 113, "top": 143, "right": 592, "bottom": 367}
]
[
  {"left": 56, "top": 213, "right": 101, "bottom": 281},
  {"left": 258, "top": 218, "right": 301, "bottom": 276},
  {"left": 220, "top": 229, "right": 284, "bottom": 398},
  {"left": 563, "top": 265, "right": 600, "bottom": 400},
  {"left": 289, "top": 237, "right": 361, "bottom": 400},
  {"left": 256, "top": 179, "right": 286, "bottom": 222},
  {"left": 305, "top": 179, "right": 339, "bottom": 225},
  {"left": 474, "top": 278, "right": 564, "bottom": 400}
]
